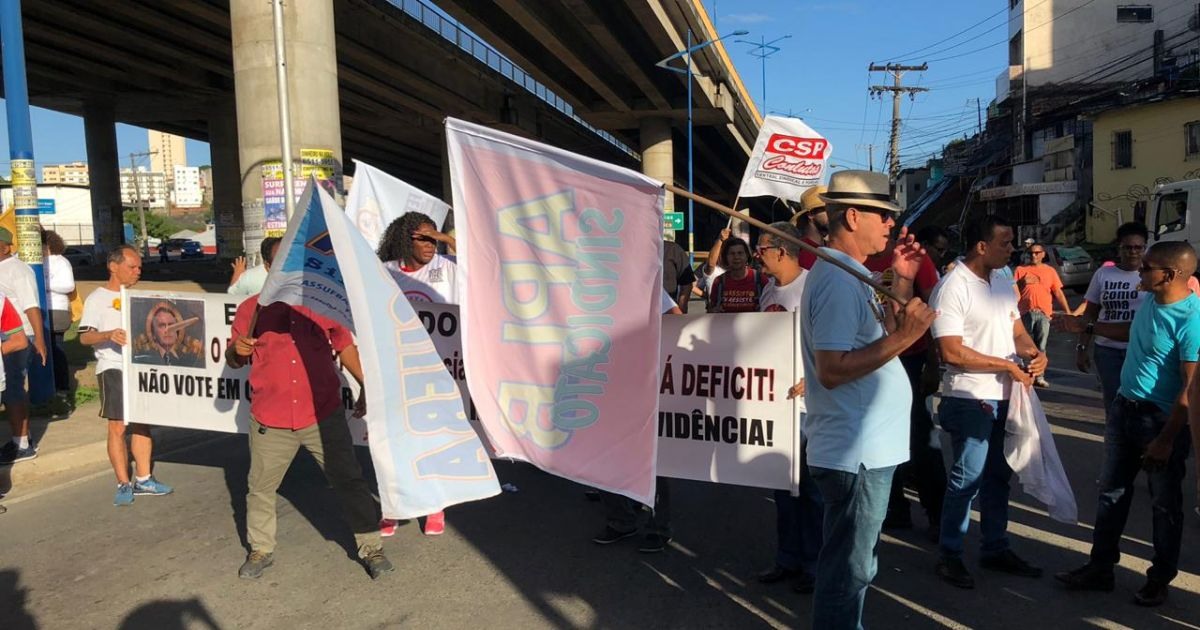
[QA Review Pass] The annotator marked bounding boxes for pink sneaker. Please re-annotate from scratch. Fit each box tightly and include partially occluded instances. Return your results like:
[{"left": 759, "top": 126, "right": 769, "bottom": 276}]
[
  {"left": 423, "top": 511, "right": 445, "bottom": 536},
  {"left": 379, "top": 518, "right": 398, "bottom": 537}
]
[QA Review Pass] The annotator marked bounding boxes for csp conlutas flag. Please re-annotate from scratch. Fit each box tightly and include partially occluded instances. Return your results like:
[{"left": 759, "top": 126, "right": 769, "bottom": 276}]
[
  {"left": 260, "top": 179, "right": 500, "bottom": 519},
  {"left": 446, "top": 118, "right": 664, "bottom": 507},
  {"left": 344, "top": 159, "right": 452, "bottom": 252},
  {"left": 736, "top": 115, "right": 832, "bottom": 202}
]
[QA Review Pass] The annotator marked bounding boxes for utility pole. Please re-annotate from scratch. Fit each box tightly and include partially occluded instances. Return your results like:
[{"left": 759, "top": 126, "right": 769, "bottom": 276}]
[
  {"left": 737, "top": 35, "right": 792, "bottom": 116},
  {"left": 856, "top": 143, "right": 877, "bottom": 171},
  {"left": 869, "top": 63, "right": 928, "bottom": 181},
  {"left": 976, "top": 97, "right": 983, "bottom": 136},
  {"left": 128, "top": 151, "right": 157, "bottom": 258}
]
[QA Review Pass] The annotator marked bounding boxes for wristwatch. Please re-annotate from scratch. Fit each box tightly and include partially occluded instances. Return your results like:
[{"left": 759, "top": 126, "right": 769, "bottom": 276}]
[{"left": 1075, "top": 344, "right": 1088, "bottom": 352}]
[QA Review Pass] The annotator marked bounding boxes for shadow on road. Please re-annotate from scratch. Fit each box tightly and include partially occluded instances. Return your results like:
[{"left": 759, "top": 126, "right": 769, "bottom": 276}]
[
  {"left": 118, "top": 597, "right": 222, "bottom": 630},
  {"left": 0, "top": 569, "right": 38, "bottom": 630}
]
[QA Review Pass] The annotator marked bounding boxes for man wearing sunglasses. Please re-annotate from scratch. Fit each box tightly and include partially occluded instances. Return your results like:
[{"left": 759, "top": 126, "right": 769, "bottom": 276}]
[
  {"left": 800, "top": 170, "right": 936, "bottom": 629},
  {"left": 1014, "top": 242, "right": 1074, "bottom": 388},
  {"left": 1054, "top": 241, "right": 1199, "bottom": 607}
]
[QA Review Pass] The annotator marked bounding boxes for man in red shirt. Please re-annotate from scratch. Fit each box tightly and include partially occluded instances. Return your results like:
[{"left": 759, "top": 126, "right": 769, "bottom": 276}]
[
  {"left": 227, "top": 283, "right": 393, "bottom": 580},
  {"left": 865, "top": 243, "right": 947, "bottom": 538},
  {"left": 790, "top": 185, "right": 828, "bottom": 271}
]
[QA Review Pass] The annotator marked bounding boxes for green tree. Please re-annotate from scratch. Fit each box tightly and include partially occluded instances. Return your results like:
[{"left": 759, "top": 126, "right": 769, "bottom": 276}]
[{"left": 123, "top": 209, "right": 182, "bottom": 241}]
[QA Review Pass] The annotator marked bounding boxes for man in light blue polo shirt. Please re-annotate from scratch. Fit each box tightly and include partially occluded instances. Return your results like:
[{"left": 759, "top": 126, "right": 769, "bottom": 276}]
[{"left": 802, "top": 171, "right": 936, "bottom": 629}]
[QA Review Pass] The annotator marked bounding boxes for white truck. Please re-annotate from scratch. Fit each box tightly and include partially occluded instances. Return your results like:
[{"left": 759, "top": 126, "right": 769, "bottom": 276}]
[{"left": 1149, "top": 179, "right": 1200, "bottom": 248}]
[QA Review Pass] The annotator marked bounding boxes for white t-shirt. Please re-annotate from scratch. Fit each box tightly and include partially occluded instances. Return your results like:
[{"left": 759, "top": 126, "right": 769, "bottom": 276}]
[
  {"left": 930, "top": 263, "right": 1020, "bottom": 400},
  {"left": 1083, "top": 265, "right": 1146, "bottom": 350},
  {"left": 697, "top": 264, "right": 726, "bottom": 293},
  {"left": 229, "top": 264, "right": 269, "bottom": 297},
  {"left": 760, "top": 272, "right": 808, "bottom": 401},
  {"left": 384, "top": 254, "right": 459, "bottom": 305},
  {"left": 46, "top": 254, "right": 75, "bottom": 312},
  {"left": 0, "top": 255, "right": 40, "bottom": 335},
  {"left": 79, "top": 287, "right": 125, "bottom": 374}
]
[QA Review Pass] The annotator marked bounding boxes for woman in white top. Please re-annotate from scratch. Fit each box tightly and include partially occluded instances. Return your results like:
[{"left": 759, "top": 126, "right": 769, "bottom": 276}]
[
  {"left": 377, "top": 212, "right": 458, "bottom": 305},
  {"left": 1075, "top": 222, "right": 1149, "bottom": 413},
  {"left": 376, "top": 211, "right": 457, "bottom": 537},
  {"left": 43, "top": 230, "right": 75, "bottom": 392}
]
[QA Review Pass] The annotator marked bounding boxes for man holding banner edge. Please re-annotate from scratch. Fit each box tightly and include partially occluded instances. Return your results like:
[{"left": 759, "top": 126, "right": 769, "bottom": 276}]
[{"left": 801, "top": 170, "right": 936, "bottom": 629}]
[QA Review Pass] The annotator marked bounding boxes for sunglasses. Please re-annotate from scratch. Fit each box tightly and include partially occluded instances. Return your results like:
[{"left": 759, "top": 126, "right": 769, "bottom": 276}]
[
  {"left": 1139, "top": 264, "right": 1175, "bottom": 274},
  {"left": 1030, "top": 250, "right": 1046, "bottom": 255}
]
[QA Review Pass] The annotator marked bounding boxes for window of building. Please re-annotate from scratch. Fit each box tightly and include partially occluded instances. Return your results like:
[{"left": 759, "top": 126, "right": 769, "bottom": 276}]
[
  {"left": 1112, "top": 130, "right": 1133, "bottom": 169},
  {"left": 1009, "top": 31, "right": 1023, "bottom": 66},
  {"left": 1117, "top": 5, "right": 1153, "bottom": 22},
  {"left": 1187, "top": 121, "right": 1200, "bottom": 159}
]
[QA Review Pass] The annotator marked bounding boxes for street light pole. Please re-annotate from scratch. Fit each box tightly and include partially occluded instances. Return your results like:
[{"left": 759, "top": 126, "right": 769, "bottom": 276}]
[
  {"left": 737, "top": 35, "right": 791, "bottom": 116},
  {"left": 656, "top": 27, "right": 749, "bottom": 266}
]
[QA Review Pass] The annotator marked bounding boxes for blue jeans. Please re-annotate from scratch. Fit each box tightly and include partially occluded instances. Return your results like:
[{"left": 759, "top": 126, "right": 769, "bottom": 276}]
[
  {"left": 1092, "top": 345, "right": 1125, "bottom": 417},
  {"left": 1022, "top": 310, "right": 1050, "bottom": 353},
  {"left": 1090, "top": 395, "right": 1191, "bottom": 583},
  {"left": 810, "top": 464, "right": 895, "bottom": 630},
  {"left": 938, "top": 397, "right": 1012, "bottom": 559},
  {"left": 773, "top": 442, "right": 824, "bottom": 573}
]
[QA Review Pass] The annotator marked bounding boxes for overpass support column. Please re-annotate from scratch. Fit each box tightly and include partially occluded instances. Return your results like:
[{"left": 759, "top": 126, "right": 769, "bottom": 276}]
[
  {"left": 640, "top": 117, "right": 675, "bottom": 239},
  {"left": 209, "top": 102, "right": 245, "bottom": 261},
  {"left": 83, "top": 102, "right": 123, "bottom": 254},
  {"left": 230, "top": 0, "right": 343, "bottom": 240}
]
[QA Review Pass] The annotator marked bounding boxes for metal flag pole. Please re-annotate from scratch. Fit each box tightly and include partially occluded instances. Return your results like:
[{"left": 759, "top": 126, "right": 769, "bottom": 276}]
[
  {"left": 1, "top": 0, "right": 54, "bottom": 403},
  {"left": 664, "top": 183, "right": 905, "bottom": 305},
  {"left": 271, "top": 0, "right": 296, "bottom": 221}
]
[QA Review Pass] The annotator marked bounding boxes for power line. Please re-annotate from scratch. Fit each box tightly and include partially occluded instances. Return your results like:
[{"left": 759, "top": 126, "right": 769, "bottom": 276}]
[
  {"left": 878, "top": 5, "right": 1009, "bottom": 62},
  {"left": 869, "top": 63, "right": 930, "bottom": 180}
]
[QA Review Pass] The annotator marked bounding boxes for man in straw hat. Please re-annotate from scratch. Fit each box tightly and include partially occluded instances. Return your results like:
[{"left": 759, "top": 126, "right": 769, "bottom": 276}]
[
  {"left": 800, "top": 170, "right": 936, "bottom": 628},
  {"left": 790, "top": 185, "right": 829, "bottom": 271}
]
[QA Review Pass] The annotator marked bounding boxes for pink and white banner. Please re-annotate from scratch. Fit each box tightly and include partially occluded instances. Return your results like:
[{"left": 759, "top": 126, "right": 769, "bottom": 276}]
[
  {"left": 446, "top": 118, "right": 664, "bottom": 506},
  {"left": 736, "top": 115, "right": 832, "bottom": 202}
]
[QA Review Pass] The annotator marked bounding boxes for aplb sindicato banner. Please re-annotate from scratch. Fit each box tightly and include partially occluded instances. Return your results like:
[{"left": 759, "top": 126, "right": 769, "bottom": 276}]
[
  {"left": 736, "top": 115, "right": 831, "bottom": 202},
  {"left": 122, "top": 295, "right": 799, "bottom": 492}
]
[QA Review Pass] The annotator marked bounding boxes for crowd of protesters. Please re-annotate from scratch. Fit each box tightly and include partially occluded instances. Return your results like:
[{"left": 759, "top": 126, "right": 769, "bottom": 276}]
[{"left": 4, "top": 168, "right": 1200, "bottom": 627}]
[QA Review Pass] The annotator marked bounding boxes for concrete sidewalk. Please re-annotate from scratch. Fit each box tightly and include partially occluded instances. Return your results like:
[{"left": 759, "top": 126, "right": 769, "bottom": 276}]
[{"left": 0, "top": 399, "right": 216, "bottom": 499}]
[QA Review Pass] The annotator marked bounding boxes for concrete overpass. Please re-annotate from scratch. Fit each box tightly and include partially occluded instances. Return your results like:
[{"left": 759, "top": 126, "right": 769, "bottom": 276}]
[{"left": 1, "top": 0, "right": 760, "bottom": 256}]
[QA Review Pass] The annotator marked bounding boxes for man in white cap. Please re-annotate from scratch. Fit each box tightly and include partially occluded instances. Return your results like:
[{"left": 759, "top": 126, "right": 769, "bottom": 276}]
[{"left": 801, "top": 170, "right": 936, "bottom": 628}]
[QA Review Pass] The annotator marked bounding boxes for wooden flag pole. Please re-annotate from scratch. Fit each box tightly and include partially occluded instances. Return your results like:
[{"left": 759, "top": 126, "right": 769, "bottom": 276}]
[{"left": 664, "top": 183, "right": 906, "bottom": 305}]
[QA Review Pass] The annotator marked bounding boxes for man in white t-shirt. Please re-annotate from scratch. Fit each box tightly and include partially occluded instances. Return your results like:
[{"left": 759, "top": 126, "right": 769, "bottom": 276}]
[
  {"left": 79, "top": 245, "right": 173, "bottom": 506},
  {"left": 753, "top": 221, "right": 823, "bottom": 595},
  {"left": 930, "top": 215, "right": 1046, "bottom": 589},
  {"left": 1076, "top": 222, "right": 1149, "bottom": 414},
  {"left": 0, "top": 227, "right": 48, "bottom": 466},
  {"left": 377, "top": 212, "right": 458, "bottom": 305},
  {"left": 228, "top": 237, "right": 281, "bottom": 297}
]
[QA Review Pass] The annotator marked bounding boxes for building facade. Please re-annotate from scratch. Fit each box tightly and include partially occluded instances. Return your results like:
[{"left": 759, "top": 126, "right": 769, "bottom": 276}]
[
  {"left": 172, "top": 165, "right": 203, "bottom": 207},
  {"left": 895, "top": 167, "right": 930, "bottom": 211},
  {"left": 149, "top": 129, "right": 187, "bottom": 183},
  {"left": 119, "top": 167, "right": 168, "bottom": 209},
  {"left": 41, "top": 162, "right": 89, "bottom": 186},
  {"left": 1088, "top": 96, "right": 1200, "bottom": 243}
]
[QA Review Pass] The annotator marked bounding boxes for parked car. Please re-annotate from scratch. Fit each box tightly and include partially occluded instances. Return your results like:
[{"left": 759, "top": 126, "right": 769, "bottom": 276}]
[
  {"left": 1045, "top": 245, "right": 1096, "bottom": 290},
  {"left": 62, "top": 246, "right": 94, "bottom": 267},
  {"left": 180, "top": 240, "right": 204, "bottom": 258}
]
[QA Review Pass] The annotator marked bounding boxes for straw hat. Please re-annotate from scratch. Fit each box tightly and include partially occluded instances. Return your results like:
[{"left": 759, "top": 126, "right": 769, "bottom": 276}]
[
  {"left": 796, "top": 185, "right": 828, "bottom": 216},
  {"left": 819, "top": 170, "right": 901, "bottom": 214}
]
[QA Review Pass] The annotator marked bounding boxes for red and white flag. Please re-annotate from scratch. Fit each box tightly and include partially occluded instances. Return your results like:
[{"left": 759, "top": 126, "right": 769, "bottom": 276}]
[
  {"left": 446, "top": 118, "right": 664, "bottom": 506},
  {"left": 737, "top": 116, "right": 832, "bottom": 202}
]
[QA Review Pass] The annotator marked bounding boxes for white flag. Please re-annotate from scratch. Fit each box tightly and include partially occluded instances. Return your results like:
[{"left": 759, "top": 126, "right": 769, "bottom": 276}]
[
  {"left": 345, "top": 159, "right": 451, "bottom": 251},
  {"left": 736, "top": 116, "right": 832, "bottom": 202}
]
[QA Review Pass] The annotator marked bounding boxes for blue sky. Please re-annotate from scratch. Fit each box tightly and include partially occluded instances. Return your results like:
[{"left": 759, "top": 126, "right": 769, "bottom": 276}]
[
  {"left": 1, "top": 0, "right": 1001, "bottom": 177},
  {"left": 707, "top": 0, "right": 1004, "bottom": 170}
]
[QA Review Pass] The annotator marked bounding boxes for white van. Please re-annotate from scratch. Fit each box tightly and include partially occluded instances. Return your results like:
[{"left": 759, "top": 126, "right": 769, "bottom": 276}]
[{"left": 1149, "top": 179, "right": 1200, "bottom": 248}]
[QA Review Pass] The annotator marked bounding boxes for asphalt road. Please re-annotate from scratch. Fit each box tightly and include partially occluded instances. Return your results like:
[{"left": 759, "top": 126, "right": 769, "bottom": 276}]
[{"left": 2, "top": 321, "right": 1199, "bottom": 629}]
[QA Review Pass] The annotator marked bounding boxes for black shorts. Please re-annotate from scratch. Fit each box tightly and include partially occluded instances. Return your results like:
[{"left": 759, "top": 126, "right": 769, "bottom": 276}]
[{"left": 98, "top": 369, "right": 124, "bottom": 420}]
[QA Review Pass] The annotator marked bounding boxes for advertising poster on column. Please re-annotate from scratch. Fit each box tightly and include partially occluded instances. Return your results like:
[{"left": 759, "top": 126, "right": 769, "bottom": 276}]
[
  {"left": 657, "top": 311, "right": 799, "bottom": 491},
  {"left": 261, "top": 149, "right": 337, "bottom": 237}
]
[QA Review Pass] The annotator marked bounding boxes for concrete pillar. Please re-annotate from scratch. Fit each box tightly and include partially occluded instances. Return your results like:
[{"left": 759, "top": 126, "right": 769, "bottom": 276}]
[
  {"left": 83, "top": 101, "right": 124, "bottom": 255},
  {"left": 230, "top": 0, "right": 343, "bottom": 237},
  {"left": 640, "top": 117, "right": 674, "bottom": 215},
  {"left": 208, "top": 101, "right": 247, "bottom": 262}
]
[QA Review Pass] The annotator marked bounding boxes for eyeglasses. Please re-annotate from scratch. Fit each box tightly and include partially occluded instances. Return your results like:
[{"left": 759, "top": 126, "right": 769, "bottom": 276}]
[
  {"left": 854, "top": 206, "right": 894, "bottom": 220},
  {"left": 1119, "top": 244, "right": 1145, "bottom": 252},
  {"left": 754, "top": 246, "right": 780, "bottom": 257}
]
